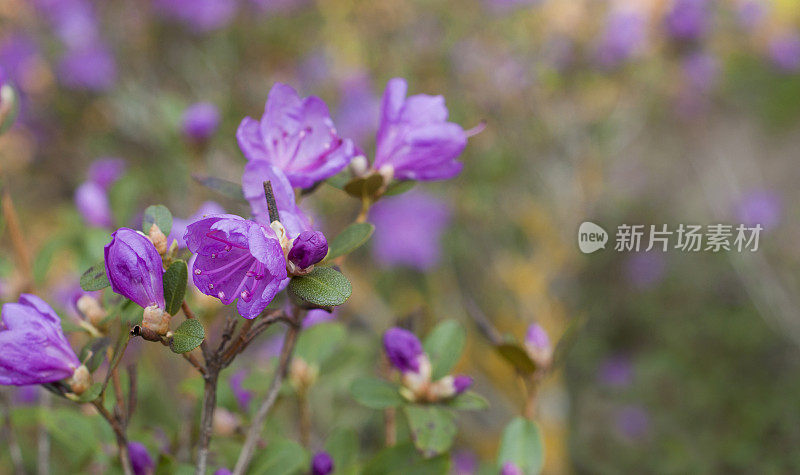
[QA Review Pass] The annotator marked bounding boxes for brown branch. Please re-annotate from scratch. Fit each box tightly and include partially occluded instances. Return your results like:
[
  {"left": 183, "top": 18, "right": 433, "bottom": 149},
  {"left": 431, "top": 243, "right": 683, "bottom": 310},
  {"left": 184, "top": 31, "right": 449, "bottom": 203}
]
[
  {"left": 93, "top": 400, "right": 133, "bottom": 475},
  {"left": 126, "top": 366, "right": 137, "bottom": 427}
]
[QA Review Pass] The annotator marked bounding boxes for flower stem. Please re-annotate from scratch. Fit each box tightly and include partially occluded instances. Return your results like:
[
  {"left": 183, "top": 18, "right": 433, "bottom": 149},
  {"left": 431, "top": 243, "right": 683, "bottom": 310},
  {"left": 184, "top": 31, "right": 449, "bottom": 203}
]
[
  {"left": 263, "top": 181, "right": 281, "bottom": 223},
  {"left": 93, "top": 400, "right": 133, "bottom": 475},
  {"left": 195, "top": 367, "right": 219, "bottom": 475}
]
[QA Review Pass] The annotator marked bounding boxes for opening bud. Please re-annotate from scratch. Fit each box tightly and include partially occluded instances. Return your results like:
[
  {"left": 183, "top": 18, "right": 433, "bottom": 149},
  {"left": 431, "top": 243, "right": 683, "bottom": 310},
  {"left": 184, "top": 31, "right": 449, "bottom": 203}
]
[
  {"left": 524, "top": 323, "right": 553, "bottom": 370},
  {"left": 68, "top": 365, "right": 92, "bottom": 396},
  {"left": 287, "top": 230, "right": 328, "bottom": 275},
  {"left": 142, "top": 305, "right": 171, "bottom": 335}
]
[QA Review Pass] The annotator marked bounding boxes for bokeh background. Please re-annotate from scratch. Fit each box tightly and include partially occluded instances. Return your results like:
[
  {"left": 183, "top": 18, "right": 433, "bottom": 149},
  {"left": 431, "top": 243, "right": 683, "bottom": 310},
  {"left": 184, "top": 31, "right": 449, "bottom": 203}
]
[{"left": 1, "top": 0, "right": 800, "bottom": 473}]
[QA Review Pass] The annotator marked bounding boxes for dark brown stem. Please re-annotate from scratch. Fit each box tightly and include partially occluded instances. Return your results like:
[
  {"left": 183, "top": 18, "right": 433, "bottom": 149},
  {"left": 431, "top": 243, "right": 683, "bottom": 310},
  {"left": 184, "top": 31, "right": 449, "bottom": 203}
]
[
  {"left": 195, "top": 367, "right": 219, "bottom": 475},
  {"left": 232, "top": 320, "right": 301, "bottom": 475},
  {"left": 126, "top": 366, "right": 137, "bottom": 427},
  {"left": 263, "top": 181, "right": 281, "bottom": 222}
]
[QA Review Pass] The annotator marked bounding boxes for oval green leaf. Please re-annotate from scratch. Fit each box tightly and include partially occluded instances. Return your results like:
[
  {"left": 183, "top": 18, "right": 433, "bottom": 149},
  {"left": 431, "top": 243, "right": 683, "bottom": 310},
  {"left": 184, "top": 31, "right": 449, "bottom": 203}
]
[
  {"left": 497, "top": 417, "right": 544, "bottom": 474},
  {"left": 325, "top": 222, "right": 375, "bottom": 262},
  {"left": 143, "top": 204, "right": 173, "bottom": 235},
  {"left": 444, "top": 391, "right": 489, "bottom": 411},
  {"left": 193, "top": 175, "right": 246, "bottom": 202},
  {"left": 80, "top": 260, "right": 110, "bottom": 291},
  {"left": 288, "top": 267, "right": 352, "bottom": 308},
  {"left": 350, "top": 377, "right": 404, "bottom": 409},
  {"left": 163, "top": 260, "right": 188, "bottom": 316},
  {"left": 403, "top": 405, "right": 457, "bottom": 457},
  {"left": 423, "top": 319, "right": 466, "bottom": 379},
  {"left": 170, "top": 319, "right": 205, "bottom": 354},
  {"left": 496, "top": 343, "right": 537, "bottom": 374}
]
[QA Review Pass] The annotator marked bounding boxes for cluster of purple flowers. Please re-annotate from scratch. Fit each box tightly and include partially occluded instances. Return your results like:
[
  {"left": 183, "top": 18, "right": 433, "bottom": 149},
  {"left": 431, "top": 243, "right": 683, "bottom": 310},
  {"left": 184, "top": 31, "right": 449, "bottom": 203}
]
[{"left": 383, "top": 327, "right": 472, "bottom": 402}]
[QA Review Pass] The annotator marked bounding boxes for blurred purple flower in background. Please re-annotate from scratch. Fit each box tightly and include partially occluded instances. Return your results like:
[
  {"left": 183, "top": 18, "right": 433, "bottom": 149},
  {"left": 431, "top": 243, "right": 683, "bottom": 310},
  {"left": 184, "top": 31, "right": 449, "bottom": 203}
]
[
  {"left": 500, "top": 462, "right": 523, "bottom": 475},
  {"left": 75, "top": 181, "right": 113, "bottom": 228},
  {"left": 302, "top": 308, "right": 336, "bottom": 328},
  {"left": 213, "top": 469, "right": 232, "bottom": 475},
  {"left": 169, "top": 201, "right": 225, "bottom": 248},
  {"left": 242, "top": 161, "right": 313, "bottom": 237},
  {"left": 483, "top": 0, "right": 537, "bottom": 15},
  {"left": 736, "top": 0, "right": 768, "bottom": 31},
  {"left": 624, "top": 252, "right": 666, "bottom": 290},
  {"left": 153, "top": 0, "right": 237, "bottom": 33},
  {"left": 369, "top": 191, "right": 451, "bottom": 270},
  {"left": 249, "top": 0, "right": 310, "bottom": 14},
  {"left": 615, "top": 404, "right": 650, "bottom": 440},
  {"left": 0, "top": 294, "right": 81, "bottom": 385},
  {"left": 229, "top": 369, "right": 253, "bottom": 412},
  {"left": 104, "top": 228, "right": 166, "bottom": 309},
  {"left": 664, "top": 0, "right": 709, "bottom": 41},
  {"left": 768, "top": 32, "right": 800, "bottom": 72},
  {"left": 682, "top": 51, "right": 718, "bottom": 93},
  {"left": 57, "top": 45, "right": 117, "bottom": 91},
  {"left": 311, "top": 451, "right": 334, "bottom": 475},
  {"left": 598, "top": 355, "right": 633, "bottom": 388},
  {"left": 595, "top": 9, "right": 646, "bottom": 69},
  {"left": 88, "top": 157, "right": 126, "bottom": 191},
  {"left": 0, "top": 34, "right": 40, "bottom": 89},
  {"left": 736, "top": 189, "right": 783, "bottom": 230},
  {"left": 383, "top": 327, "right": 425, "bottom": 374},
  {"left": 336, "top": 73, "right": 380, "bottom": 147},
  {"left": 127, "top": 441, "right": 154, "bottom": 475},
  {"left": 237, "top": 83, "right": 357, "bottom": 189},
  {"left": 12, "top": 385, "right": 40, "bottom": 405},
  {"left": 524, "top": 322, "right": 553, "bottom": 368},
  {"left": 185, "top": 215, "right": 287, "bottom": 319},
  {"left": 182, "top": 102, "right": 220, "bottom": 143},
  {"left": 451, "top": 450, "right": 477, "bottom": 475},
  {"left": 373, "top": 78, "right": 467, "bottom": 181}
]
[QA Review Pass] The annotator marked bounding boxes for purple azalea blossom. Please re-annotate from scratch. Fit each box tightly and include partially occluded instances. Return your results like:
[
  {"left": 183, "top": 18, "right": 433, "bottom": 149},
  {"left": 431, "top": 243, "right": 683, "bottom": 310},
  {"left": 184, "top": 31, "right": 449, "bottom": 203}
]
[
  {"left": 452, "top": 450, "right": 478, "bottom": 475},
  {"left": 104, "top": 228, "right": 166, "bottom": 309},
  {"left": 153, "top": 0, "right": 237, "bottom": 33},
  {"left": 185, "top": 214, "right": 287, "bottom": 319},
  {"left": 0, "top": 294, "right": 81, "bottom": 385},
  {"left": 237, "top": 83, "right": 357, "bottom": 189},
  {"left": 242, "top": 161, "right": 313, "bottom": 237},
  {"left": 0, "top": 34, "right": 40, "bottom": 89},
  {"left": 768, "top": 32, "right": 800, "bottom": 72},
  {"left": 88, "top": 157, "right": 126, "bottom": 191},
  {"left": 229, "top": 369, "right": 253, "bottom": 411},
  {"left": 383, "top": 327, "right": 425, "bottom": 373},
  {"left": 595, "top": 9, "right": 645, "bottom": 69},
  {"left": 33, "top": 0, "right": 101, "bottom": 50},
  {"left": 665, "top": 0, "right": 709, "bottom": 41},
  {"left": 369, "top": 191, "right": 451, "bottom": 270},
  {"left": 127, "top": 441, "right": 154, "bottom": 475},
  {"left": 500, "top": 462, "right": 523, "bottom": 475},
  {"left": 737, "top": 189, "right": 782, "bottom": 230},
  {"left": 598, "top": 355, "right": 633, "bottom": 387},
  {"left": 737, "top": 0, "right": 768, "bottom": 31},
  {"left": 373, "top": 78, "right": 467, "bottom": 181},
  {"left": 288, "top": 230, "right": 327, "bottom": 269},
  {"left": 75, "top": 181, "right": 113, "bottom": 228},
  {"left": 682, "top": 52, "right": 718, "bottom": 93},
  {"left": 182, "top": 102, "right": 220, "bottom": 142},
  {"left": 615, "top": 404, "right": 650, "bottom": 440},
  {"left": 302, "top": 308, "right": 336, "bottom": 328},
  {"left": 169, "top": 201, "right": 226, "bottom": 248},
  {"left": 311, "top": 451, "right": 334, "bottom": 475},
  {"left": 58, "top": 44, "right": 116, "bottom": 92}
]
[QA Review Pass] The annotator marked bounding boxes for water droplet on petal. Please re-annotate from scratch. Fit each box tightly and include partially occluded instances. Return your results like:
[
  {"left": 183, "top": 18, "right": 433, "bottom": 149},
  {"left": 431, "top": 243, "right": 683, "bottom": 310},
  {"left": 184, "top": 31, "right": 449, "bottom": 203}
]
[
  {"left": 194, "top": 269, "right": 202, "bottom": 275},
  {"left": 218, "top": 291, "right": 225, "bottom": 300}
]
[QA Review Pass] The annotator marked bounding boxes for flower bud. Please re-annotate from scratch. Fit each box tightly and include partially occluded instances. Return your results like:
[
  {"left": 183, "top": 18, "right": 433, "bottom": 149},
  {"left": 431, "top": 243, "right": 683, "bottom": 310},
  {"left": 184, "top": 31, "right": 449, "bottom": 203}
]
[
  {"left": 383, "top": 327, "right": 425, "bottom": 374},
  {"left": 213, "top": 408, "right": 240, "bottom": 437},
  {"left": 289, "top": 357, "right": 318, "bottom": 392},
  {"left": 181, "top": 102, "right": 220, "bottom": 144},
  {"left": 349, "top": 155, "right": 369, "bottom": 176},
  {"left": 500, "top": 462, "right": 523, "bottom": 475},
  {"left": 67, "top": 365, "right": 92, "bottom": 396},
  {"left": 76, "top": 294, "right": 106, "bottom": 327},
  {"left": 142, "top": 305, "right": 170, "bottom": 335},
  {"left": 148, "top": 223, "right": 168, "bottom": 255},
  {"left": 127, "top": 441, "right": 154, "bottom": 475},
  {"left": 311, "top": 451, "right": 334, "bottom": 475},
  {"left": 287, "top": 230, "right": 328, "bottom": 272},
  {"left": 428, "top": 374, "right": 473, "bottom": 401},
  {"left": 524, "top": 323, "right": 553, "bottom": 369},
  {"left": 104, "top": 228, "right": 166, "bottom": 309}
]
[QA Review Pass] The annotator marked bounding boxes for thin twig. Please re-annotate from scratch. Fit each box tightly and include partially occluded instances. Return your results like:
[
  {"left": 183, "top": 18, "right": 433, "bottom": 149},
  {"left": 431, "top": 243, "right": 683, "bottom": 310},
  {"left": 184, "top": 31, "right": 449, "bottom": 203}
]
[
  {"left": 93, "top": 400, "right": 133, "bottom": 475},
  {"left": 195, "top": 367, "right": 219, "bottom": 475},
  {"left": 126, "top": 366, "right": 137, "bottom": 427},
  {"left": 232, "top": 321, "right": 301, "bottom": 475}
]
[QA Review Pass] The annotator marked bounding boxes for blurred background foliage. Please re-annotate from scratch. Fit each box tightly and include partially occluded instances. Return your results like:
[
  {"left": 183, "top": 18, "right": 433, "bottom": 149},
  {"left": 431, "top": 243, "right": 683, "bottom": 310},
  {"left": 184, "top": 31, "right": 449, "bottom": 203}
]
[{"left": 1, "top": 0, "right": 800, "bottom": 473}]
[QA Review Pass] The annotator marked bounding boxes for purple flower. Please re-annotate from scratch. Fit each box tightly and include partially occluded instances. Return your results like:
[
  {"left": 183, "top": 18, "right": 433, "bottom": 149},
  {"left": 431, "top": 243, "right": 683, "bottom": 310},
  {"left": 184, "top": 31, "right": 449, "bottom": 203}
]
[
  {"left": 75, "top": 181, "right": 113, "bottom": 228},
  {"left": 311, "top": 451, "right": 334, "bottom": 475},
  {"left": 500, "top": 462, "right": 523, "bottom": 475},
  {"left": 0, "top": 34, "right": 40, "bottom": 89},
  {"left": 33, "top": 0, "right": 102, "bottom": 50},
  {"left": 383, "top": 327, "right": 425, "bottom": 374},
  {"left": 665, "top": 0, "right": 709, "bottom": 41},
  {"left": 0, "top": 294, "right": 81, "bottom": 385},
  {"left": 373, "top": 78, "right": 466, "bottom": 181},
  {"left": 249, "top": 0, "right": 309, "bottom": 14},
  {"left": 185, "top": 214, "right": 287, "bottom": 319},
  {"left": 336, "top": 73, "right": 380, "bottom": 147},
  {"left": 302, "top": 308, "right": 336, "bottom": 328},
  {"left": 524, "top": 323, "right": 553, "bottom": 368},
  {"left": 598, "top": 355, "right": 633, "bottom": 387},
  {"left": 182, "top": 102, "right": 220, "bottom": 142},
  {"left": 12, "top": 385, "right": 40, "bottom": 405},
  {"left": 288, "top": 230, "right": 327, "bottom": 269},
  {"left": 595, "top": 10, "right": 645, "bottom": 69},
  {"left": 369, "top": 191, "right": 451, "bottom": 271},
  {"left": 229, "top": 369, "right": 253, "bottom": 411},
  {"left": 737, "top": 189, "right": 782, "bottom": 230},
  {"left": 615, "top": 404, "right": 650, "bottom": 440},
  {"left": 237, "top": 83, "right": 357, "bottom": 189},
  {"left": 58, "top": 44, "right": 116, "bottom": 92},
  {"left": 153, "top": 0, "right": 237, "bottom": 33},
  {"left": 242, "top": 161, "right": 313, "bottom": 238},
  {"left": 127, "top": 441, "right": 154, "bottom": 475},
  {"left": 625, "top": 252, "right": 666, "bottom": 290},
  {"left": 104, "top": 228, "right": 166, "bottom": 309},
  {"left": 169, "top": 201, "right": 226, "bottom": 249},
  {"left": 453, "top": 375, "right": 473, "bottom": 394},
  {"left": 737, "top": 0, "right": 768, "bottom": 31},
  {"left": 88, "top": 157, "right": 126, "bottom": 191},
  {"left": 452, "top": 450, "right": 477, "bottom": 475},
  {"left": 769, "top": 32, "right": 800, "bottom": 72}
]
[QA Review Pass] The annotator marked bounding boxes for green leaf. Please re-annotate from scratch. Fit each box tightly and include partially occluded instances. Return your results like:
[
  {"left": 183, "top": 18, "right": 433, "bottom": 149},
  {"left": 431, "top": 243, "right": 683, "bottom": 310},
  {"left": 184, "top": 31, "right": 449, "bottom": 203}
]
[
  {"left": 74, "top": 383, "right": 103, "bottom": 403},
  {"left": 170, "top": 319, "right": 205, "bottom": 354},
  {"left": 383, "top": 180, "right": 416, "bottom": 196},
  {"left": 80, "top": 261, "right": 110, "bottom": 291},
  {"left": 324, "top": 222, "right": 375, "bottom": 262},
  {"left": 142, "top": 204, "right": 173, "bottom": 235},
  {"left": 423, "top": 320, "right": 466, "bottom": 379},
  {"left": 79, "top": 337, "right": 110, "bottom": 373},
  {"left": 193, "top": 175, "right": 246, "bottom": 201},
  {"left": 324, "top": 427, "right": 359, "bottom": 472},
  {"left": 404, "top": 405, "right": 457, "bottom": 457},
  {"left": 444, "top": 391, "right": 489, "bottom": 411},
  {"left": 350, "top": 377, "right": 404, "bottom": 409},
  {"left": 162, "top": 260, "right": 188, "bottom": 316},
  {"left": 364, "top": 442, "right": 451, "bottom": 475},
  {"left": 344, "top": 174, "right": 384, "bottom": 199},
  {"left": 250, "top": 438, "right": 308, "bottom": 475},
  {"left": 497, "top": 417, "right": 544, "bottom": 474},
  {"left": 496, "top": 343, "right": 537, "bottom": 374},
  {"left": 294, "top": 321, "right": 346, "bottom": 366},
  {"left": 288, "top": 267, "right": 352, "bottom": 308}
]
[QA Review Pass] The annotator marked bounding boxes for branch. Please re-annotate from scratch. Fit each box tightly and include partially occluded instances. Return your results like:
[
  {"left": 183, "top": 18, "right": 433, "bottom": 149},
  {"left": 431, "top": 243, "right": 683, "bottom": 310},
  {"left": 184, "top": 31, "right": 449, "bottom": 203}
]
[{"left": 93, "top": 400, "right": 133, "bottom": 475}]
